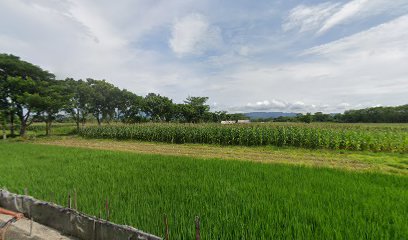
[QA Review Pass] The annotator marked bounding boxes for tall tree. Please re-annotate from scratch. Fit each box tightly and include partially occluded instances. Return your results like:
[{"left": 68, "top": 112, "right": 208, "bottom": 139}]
[
  {"left": 182, "top": 96, "right": 210, "bottom": 123},
  {"left": 0, "top": 53, "right": 54, "bottom": 136},
  {"left": 0, "top": 109, "right": 6, "bottom": 140},
  {"left": 6, "top": 76, "right": 44, "bottom": 136},
  {"left": 144, "top": 93, "right": 174, "bottom": 122},
  {"left": 0, "top": 72, "right": 8, "bottom": 139},
  {"left": 37, "top": 80, "right": 71, "bottom": 135},
  {"left": 65, "top": 79, "right": 93, "bottom": 131},
  {"left": 87, "top": 79, "right": 121, "bottom": 125},
  {"left": 117, "top": 89, "right": 144, "bottom": 123}
]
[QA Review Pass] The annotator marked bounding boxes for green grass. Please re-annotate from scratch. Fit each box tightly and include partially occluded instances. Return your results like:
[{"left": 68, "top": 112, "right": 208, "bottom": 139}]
[
  {"left": 78, "top": 123, "right": 408, "bottom": 153},
  {"left": 3, "top": 123, "right": 77, "bottom": 138},
  {"left": 0, "top": 142, "right": 407, "bottom": 239},
  {"left": 26, "top": 123, "right": 78, "bottom": 135}
]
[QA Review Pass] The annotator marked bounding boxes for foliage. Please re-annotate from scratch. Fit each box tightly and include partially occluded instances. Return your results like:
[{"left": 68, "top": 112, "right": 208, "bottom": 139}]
[
  {"left": 181, "top": 96, "right": 210, "bottom": 123},
  {"left": 0, "top": 143, "right": 407, "bottom": 239},
  {"left": 2, "top": 52, "right": 408, "bottom": 139},
  {"left": 78, "top": 123, "right": 408, "bottom": 153},
  {"left": 65, "top": 79, "right": 93, "bottom": 130},
  {"left": 36, "top": 79, "right": 72, "bottom": 135},
  {"left": 341, "top": 105, "right": 408, "bottom": 123},
  {"left": 143, "top": 93, "right": 174, "bottom": 122},
  {"left": 0, "top": 54, "right": 55, "bottom": 136},
  {"left": 117, "top": 89, "right": 144, "bottom": 123},
  {"left": 253, "top": 106, "right": 408, "bottom": 123},
  {"left": 87, "top": 79, "right": 122, "bottom": 125}
]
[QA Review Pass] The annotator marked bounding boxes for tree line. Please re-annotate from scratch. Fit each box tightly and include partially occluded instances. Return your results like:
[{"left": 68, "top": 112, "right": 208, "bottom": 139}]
[
  {"left": 253, "top": 106, "right": 408, "bottom": 123},
  {"left": 2, "top": 53, "right": 406, "bottom": 137},
  {"left": 0, "top": 53, "right": 246, "bottom": 136}
]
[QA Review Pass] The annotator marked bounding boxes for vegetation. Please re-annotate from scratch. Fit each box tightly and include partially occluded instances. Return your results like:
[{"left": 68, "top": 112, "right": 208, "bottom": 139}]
[
  {"left": 2, "top": 53, "right": 408, "bottom": 140},
  {"left": 255, "top": 106, "right": 408, "bottom": 123},
  {"left": 78, "top": 123, "right": 408, "bottom": 153},
  {"left": 34, "top": 136, "right": 408, "bottom": 175},
  {"left": 0, "top": 54, "right": 247, "bottom": 137},
  {"left": 341, "top": 105, "right": 408, "bottom": 123},
  {"left": 0, "top": 143, "right": 407, "bottom": 239}
]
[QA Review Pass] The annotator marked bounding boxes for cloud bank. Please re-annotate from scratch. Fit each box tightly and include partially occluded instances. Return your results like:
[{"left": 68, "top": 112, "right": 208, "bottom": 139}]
[{"left": 1, "top": 0, "right": 407, "bottom": 113}]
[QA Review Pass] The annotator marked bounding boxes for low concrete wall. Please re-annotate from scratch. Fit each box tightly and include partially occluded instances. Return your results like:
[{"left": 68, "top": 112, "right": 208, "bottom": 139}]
[{"left": 0, "top": 190, "right": 161, "bottom": 240}]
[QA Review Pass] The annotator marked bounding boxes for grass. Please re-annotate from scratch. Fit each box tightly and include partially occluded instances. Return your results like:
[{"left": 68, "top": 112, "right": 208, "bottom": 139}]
[
  {"left": 34, "top": 136, "right": 408, "bottom": 175},
  {"left": 0, "top": 142, "right": 407, "bottom": 239}
]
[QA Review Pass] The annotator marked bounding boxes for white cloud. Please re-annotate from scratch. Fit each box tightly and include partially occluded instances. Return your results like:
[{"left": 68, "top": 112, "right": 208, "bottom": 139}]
[
  {"left": 305, "top": 14, "right": 408, "bottom": 59},
  {"left": 208, "top": 15, "right": 408, "bottom": 113},
  {"left": 0, "top": 0, "right": 204, "bottom": 99},
  {"left": 318, "top": 0, "right": 369, "bottom": 34},
  {"left": 247, "top": 99, "right": 287, "bottom": 110},
  {"left": 283, "top": 2, "right": 340, "bottom": 32},
  {"left": 169, "top": 13, "right": 222, "bottom": 56},
  {"left": 231, "top": 99, "right": 321, "bottom": 113},
  {"left": 1, "top": 1, "right": 407, "bottom": 114},
  {"left": 285, "top": 0, "right": 408, "bottom": 35}
]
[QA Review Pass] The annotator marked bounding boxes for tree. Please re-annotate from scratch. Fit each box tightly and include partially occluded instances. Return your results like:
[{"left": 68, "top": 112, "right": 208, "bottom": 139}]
[
  {"left": 144, "top": 93, "right": 174, "bottom": 122},
  {"left": 37, "top": 80, "right": 71, "bottom": 135},
  {"left": 0, "top": 110, "right": 6, "bottom": 140},
  {"left": 87, "top": 79, "right": 121, "bottom": 125},
  {"left": 117, "top": 89, "right": 144, "bottom": 123},
  {"left": 0, "top": 73, "right": 8, "bottom": 139},
  {"left": 340, "top": 105, "right": 408, "bottom": 123},
  {"left": 313, "top": 112, "right": 332, "bottom": 122},
  {"left": 5, "top": 76, "right": 45, "bottom": 136},
  {"left": 212, "top": 111, "right": 228, "bottom": 122},
  {"left": 296, "top": 113, "right": 312, "bottom": 123},
  {"left": 0, "top": 53, "right": 55, "bottom": 136},
  {"left": 182, "top": 96, "right": 210, "bottom": 123},
  {"left": 228, "top": 113, "right": 249, "bottom": 121},
  {"left": 303, "top": 113, "right": 313, "bottom": 123},
  {"left": 65, "top": 79, "right": 93, "bottom": 131}
]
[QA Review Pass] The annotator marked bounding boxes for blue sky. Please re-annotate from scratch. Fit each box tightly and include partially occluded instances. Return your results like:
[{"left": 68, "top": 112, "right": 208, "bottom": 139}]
[{"left": 1, "top": 0, "right": 408, "bottom": 113}]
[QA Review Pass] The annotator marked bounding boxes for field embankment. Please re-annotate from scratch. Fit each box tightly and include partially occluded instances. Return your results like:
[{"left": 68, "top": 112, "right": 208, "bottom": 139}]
[{"left": 35, "top": 136, "right": 408, "bottom": 175}]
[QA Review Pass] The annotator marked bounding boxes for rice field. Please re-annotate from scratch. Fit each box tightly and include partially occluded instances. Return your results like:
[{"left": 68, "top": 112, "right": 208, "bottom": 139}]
[
  {"left": 1, "top": 142, "right": 407, "bottom": 239},
  {"left": 78, "top": 123, "right": 408, "bottom": 153}
]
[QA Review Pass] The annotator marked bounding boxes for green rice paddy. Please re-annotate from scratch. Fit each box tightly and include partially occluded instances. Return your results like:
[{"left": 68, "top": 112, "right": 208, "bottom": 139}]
[{"left": 0, "top": 142, "right": 407, "bottom": 239}]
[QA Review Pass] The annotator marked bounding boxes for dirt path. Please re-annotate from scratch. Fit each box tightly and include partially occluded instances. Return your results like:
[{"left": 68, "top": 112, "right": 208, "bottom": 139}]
[{"left": 32, "top": 136, "right": 408, "bottom": 175}]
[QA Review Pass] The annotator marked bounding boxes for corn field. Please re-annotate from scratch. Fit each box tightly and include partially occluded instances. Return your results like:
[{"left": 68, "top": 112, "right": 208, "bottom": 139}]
[{"left": 78, "top": 123, "right": 408, "bottom": 152}]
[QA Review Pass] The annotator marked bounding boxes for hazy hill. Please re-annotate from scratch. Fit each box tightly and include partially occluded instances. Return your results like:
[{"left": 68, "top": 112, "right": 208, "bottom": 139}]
[{"left": 244, "top": 112, "right": 298, "bottom": 119}]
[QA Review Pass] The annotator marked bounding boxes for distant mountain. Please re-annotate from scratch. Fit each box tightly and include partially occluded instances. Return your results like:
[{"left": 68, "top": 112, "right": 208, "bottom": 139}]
[{"left": 244, "top": 112, "right": 298, "bottom": 119}]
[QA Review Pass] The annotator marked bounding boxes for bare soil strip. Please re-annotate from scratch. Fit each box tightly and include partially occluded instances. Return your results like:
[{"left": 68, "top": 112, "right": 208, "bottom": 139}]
[{"left": 33, "top": 136, "right": 408, "bottom": 175}]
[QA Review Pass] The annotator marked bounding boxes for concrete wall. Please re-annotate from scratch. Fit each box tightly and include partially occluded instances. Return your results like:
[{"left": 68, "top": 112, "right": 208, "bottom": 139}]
[{"left": 0, "top": 190, "right": 161, "bottom": 240}]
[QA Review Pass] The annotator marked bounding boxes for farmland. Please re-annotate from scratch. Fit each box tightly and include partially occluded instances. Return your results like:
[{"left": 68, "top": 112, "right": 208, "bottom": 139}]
[
  {"left": 77, "top": 122, "right": 408, "bottom": 152},
  {"left": 2, "top": 13, "right": 408, "bottom": 240},
  {"left": 3, "top": 122, "right": 408, "bottom": 238},
  {"left": 0, "top": 142, "right": 407, "bottom": 239}
]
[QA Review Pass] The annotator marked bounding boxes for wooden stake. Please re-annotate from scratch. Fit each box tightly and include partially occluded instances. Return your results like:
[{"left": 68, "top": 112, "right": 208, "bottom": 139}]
[
  {"left": 93, "top": 220, "right": 97, "bottom": 240},
  {"left": 29, "top": 218, "right": 33, "bottom": 236},
  {"left": 74, "top": 189, "right": 78, "bottom": 210},
  {"left": 68, "top": 192, "right": 71, "bottom": 208},
  {"left": 24, "top": 188, "right": 28, "bottom": 196},
  {"left": 105, "top": 198, "right": 110, "bottom": 221},
  {"left": 50, "top": 191, "right": 55, "bottom": 204},
  {"left": 195, "top": 216, "right": 200, "bottom": 240},
  {"left": 164, "top": 214, "right": 169, "bottom": 240}
]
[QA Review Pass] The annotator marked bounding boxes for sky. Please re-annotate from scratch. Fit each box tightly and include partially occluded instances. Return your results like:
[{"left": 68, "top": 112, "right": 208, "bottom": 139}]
[{"left": 0, "top": 0, "right": 407, "bottom": 113}]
